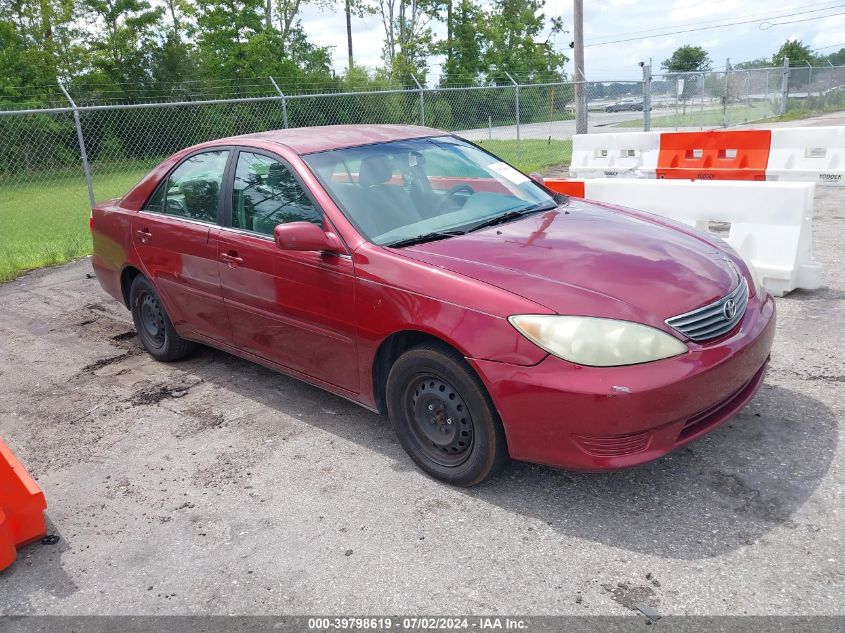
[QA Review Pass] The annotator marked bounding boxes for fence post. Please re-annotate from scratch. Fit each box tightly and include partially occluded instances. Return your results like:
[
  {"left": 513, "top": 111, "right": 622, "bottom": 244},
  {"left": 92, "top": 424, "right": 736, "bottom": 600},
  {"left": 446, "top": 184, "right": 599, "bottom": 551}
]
[
  {"left": 411, "top": 75, "right": 425, "bottom": 126},
  {"left": 269, "top": 76, "right": 289, "bottom": 128},
  {"left": 765, "top": 69, "right": 770, "bottom": 117},
  {"left": 642, "top": 62, "right": 652, "bottom": 131},
  {"left": 722, "top": 58, "right": 730, "bottom": 128},
  {"left": 504, "top": 71, "right": 520, "bottom": 162},
  {"left": 806, "top": 61, "right": 813, "bottom": 98},
  {"left": 744, "top": 72, "right": 750, "bottom": 123},
  {"left": 781, "top": 57, "right": 790, "bottom": 116},
  {"left": 58, "top": 81, "right": 95, "bottom": 208}
]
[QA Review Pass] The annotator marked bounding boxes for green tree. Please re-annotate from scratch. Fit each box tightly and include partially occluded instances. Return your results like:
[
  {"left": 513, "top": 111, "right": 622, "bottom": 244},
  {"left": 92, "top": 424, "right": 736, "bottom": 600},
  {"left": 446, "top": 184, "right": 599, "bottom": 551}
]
[
  {"left": 80, "top": 0, "right": 164, "bottom": 95},
  {"left": 661, "top": 45, "right": 712, "bottom": 72},
  {"left": 150, "top": 30, "right": 198, "bottom": 89},
  {"left": 733, "top": 58, "right": 771, "bottom": 70},
  {"left": 826, "top": 48, "right": 845, "bottom": 66},
  {"left": 194, "top": 0, "right": 273, "bottom": 83},
  {"left": 773, "top": 40, "right": 815, "bottom": 66},
  {"left": 0, "top": 0, "right": 82, "bottom": 94},
  {"left": 661, "top": 45, "right": 711, "bottom": 114},
  {"left": 376, "top": 0, "right": 440, "bottom": 83},
  {"left": 439, "top": 0, "right": 484, "bottom": 85},
  {"left": 482, "top": 0, "right": 567, "bottom": 83}
]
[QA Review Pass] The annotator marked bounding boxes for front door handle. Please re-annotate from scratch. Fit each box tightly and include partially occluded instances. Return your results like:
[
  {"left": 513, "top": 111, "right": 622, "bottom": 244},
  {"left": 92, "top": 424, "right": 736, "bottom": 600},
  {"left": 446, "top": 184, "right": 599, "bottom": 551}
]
[
  {"left": 220, "top": 251, "right": 244, "bottom": 267},
  {"left": 135, "top": 229, "right": 152, "bottom": 244}
]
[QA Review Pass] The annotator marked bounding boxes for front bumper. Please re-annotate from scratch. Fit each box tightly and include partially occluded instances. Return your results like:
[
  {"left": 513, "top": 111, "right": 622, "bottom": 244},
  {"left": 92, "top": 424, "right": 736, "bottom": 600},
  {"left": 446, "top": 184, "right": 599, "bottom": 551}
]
[{"left": 469, "top": 291, "right": 776, "bottom": 470}]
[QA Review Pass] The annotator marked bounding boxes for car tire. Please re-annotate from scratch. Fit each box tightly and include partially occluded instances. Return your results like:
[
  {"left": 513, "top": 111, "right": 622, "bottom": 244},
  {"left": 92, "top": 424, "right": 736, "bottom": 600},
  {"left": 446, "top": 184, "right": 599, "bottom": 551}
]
[
  {"left": 129, "top": 275, "right": 195, "bottom": 362},
  {"left": 386, "top": 342, "right": 509, "bottom": 486}
]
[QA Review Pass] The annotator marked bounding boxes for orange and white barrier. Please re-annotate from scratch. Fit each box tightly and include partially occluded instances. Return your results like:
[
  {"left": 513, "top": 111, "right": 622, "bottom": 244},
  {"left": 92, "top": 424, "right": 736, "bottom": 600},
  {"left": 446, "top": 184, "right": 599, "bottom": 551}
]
[
  {"left": 656, "top": 130, "right": 770, "bottom": 182},
  {"left": 569, "top": 132, "right": 660, "bottom": 179},
  {"left": 767, "top": 127, "right": 845, "bottom": 185},
  {"left": 546, "top": 178, "right": 823, "bottom": 297},
  {"left": 569, "top": 127, "right": 845, "bottom": 185},
  {"left": 0, "top": 439, "right": 47, "bottom": 571}
]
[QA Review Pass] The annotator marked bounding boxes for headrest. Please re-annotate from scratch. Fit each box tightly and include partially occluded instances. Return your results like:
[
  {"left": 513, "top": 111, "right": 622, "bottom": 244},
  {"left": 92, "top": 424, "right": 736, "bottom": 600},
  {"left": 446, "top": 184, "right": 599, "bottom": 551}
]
[
  {"left": 359, "top": 155, "right": 393, "bottom": 187},
  {"left": 267, "top": 163, "right": 284, "bottom": 188}
]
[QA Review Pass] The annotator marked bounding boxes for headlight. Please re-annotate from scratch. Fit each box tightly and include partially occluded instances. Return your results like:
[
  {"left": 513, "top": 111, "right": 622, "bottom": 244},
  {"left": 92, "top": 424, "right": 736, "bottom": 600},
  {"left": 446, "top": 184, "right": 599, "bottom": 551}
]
[{"left": 508, "top": 315, "right": 687, "bottom": 367}]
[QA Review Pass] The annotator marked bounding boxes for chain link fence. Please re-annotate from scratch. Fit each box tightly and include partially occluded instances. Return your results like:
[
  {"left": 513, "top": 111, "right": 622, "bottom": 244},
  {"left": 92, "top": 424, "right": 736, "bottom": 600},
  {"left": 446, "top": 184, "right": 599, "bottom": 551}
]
[
  {"left": 642, "top": 63, "right": 845, "bottom": 131},
  {"left": 0, "top": 78, "right": 582, "bottom": 280},
  {"left": 3, "top": 67, "right": 845, "bottom": 281},
  {"left": 647, "top": 67, "right": 783, "bottom": 129}
]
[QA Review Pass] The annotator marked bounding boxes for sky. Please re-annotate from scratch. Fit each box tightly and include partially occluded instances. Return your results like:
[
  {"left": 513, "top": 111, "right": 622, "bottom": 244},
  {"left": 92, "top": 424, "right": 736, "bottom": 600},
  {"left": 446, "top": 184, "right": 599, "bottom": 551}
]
[{"left": 298, "top": 0, "right": 845, "bottom": 82}]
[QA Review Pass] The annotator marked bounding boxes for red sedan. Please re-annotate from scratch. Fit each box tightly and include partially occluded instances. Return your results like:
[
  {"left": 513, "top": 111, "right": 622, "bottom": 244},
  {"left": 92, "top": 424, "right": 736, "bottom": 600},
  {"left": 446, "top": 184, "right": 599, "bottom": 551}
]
[{"left": 91, "top": 125, "right": 775, "bottom": 486}]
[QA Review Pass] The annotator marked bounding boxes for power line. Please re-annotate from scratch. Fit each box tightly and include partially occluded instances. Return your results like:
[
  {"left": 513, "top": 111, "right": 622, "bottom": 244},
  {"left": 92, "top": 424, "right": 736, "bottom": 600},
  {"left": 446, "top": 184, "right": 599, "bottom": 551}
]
[
  {"left": 583, "top": 0, "right": 845, "bottom": 43},
  {"left": 813, "top": 42, "right": 845, "bottom": 51},
  {"left": 761, "top": 11, "right": 845, "bottom": 28},
  {"left": 586, "top": 4, "right": 845, "bottom": 47}
]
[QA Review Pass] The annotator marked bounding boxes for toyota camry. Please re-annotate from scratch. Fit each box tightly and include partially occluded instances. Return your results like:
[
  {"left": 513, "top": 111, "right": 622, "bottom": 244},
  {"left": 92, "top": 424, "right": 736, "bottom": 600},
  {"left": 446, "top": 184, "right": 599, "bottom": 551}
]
[{"left": 90, "top": 125, "right": 775, "bottom": 486}]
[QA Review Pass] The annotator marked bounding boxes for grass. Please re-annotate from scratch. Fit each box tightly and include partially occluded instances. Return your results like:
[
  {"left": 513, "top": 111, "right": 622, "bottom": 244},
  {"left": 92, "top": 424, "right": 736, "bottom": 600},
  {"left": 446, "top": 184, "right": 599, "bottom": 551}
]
[
  {"left": 0, "top": 140, "right": 573, "bottom": 283},
  {"left": 476, "top": 139, "right": 573, "bottom": 173},
  {"left": 615, "top": 102, "right": 774, "bottom": 129},
  {"left": 0, "top": 167, "right": 148, "bottom": 283}
]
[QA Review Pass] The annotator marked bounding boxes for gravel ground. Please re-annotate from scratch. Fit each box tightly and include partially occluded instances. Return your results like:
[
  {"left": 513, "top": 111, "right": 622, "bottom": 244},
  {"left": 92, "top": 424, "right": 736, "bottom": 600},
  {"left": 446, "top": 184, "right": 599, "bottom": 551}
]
[{"left": 0, "top": 188, "right": 842, "bottom": 617}]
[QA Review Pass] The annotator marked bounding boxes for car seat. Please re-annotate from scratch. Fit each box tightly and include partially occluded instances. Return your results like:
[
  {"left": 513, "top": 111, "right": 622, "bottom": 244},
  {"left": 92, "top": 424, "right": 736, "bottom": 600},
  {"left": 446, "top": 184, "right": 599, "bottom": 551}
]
[
  {"left": 357, "top": 155, "right": 424, "bottom": 236},
  {"left": 179, "top": 179, "right": 219, "bottom": 222}
]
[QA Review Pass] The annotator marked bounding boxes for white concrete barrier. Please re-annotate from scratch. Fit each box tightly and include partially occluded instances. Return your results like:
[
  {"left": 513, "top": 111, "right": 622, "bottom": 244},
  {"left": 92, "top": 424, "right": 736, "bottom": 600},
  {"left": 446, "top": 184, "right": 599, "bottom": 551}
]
[
  {"left": 579, "top": 179, "right": 823, "bottom": 296},
  {"left": 767, "top": 126, "right": 845, "bottom": 186},
  {"left": 569, "top": 132, "right": 660, "bottom": 179}
]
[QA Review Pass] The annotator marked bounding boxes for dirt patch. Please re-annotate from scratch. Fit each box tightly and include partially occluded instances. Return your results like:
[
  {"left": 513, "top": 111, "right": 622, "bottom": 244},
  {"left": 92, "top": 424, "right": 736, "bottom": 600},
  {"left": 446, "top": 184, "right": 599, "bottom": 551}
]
[
  {"left": 601, "top": 582, "right": 659, "bottom": 610},
  {"left": 192, "top": 448, "right": 265, "bottom": 490},
  {"left": 129, "top": 376, "right": 203, "bottom": 406},
  {"left": 80, "top": 352, "right": 136, "bottom": 374}
]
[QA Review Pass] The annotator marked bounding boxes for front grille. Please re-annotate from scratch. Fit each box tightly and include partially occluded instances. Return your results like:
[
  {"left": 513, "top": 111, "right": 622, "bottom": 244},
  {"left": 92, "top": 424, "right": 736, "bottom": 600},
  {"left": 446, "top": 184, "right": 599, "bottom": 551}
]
[{"left": 666, "top": 277, "right": 749, "bottom": 342}]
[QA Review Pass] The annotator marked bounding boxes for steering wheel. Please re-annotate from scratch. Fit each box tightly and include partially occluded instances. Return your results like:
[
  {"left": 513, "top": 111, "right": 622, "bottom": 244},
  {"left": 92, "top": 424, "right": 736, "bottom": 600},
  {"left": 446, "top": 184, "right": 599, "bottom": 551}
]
[{"left": 437, "top": 184, "right": 475, "bottom": 212}]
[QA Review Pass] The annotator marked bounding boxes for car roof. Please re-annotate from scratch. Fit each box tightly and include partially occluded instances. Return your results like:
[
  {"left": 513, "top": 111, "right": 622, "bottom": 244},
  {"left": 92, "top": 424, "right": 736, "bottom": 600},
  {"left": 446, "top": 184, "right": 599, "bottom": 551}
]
[{"left": 208, "top": 124, "right": 447, "bottom": 155}]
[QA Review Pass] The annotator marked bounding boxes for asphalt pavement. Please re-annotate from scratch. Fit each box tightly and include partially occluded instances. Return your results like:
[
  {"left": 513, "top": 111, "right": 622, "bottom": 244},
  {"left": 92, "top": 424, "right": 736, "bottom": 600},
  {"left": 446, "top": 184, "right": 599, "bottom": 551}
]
[{"left": 0, "top": 175, "right": 842, "bottom": 617}]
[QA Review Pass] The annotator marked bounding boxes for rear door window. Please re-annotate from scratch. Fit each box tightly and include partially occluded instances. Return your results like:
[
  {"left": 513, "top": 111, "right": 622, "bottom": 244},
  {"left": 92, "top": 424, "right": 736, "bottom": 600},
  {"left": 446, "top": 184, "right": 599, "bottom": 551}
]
[{"left": 144, "top": 150, "right": 229, "bottom": 223}]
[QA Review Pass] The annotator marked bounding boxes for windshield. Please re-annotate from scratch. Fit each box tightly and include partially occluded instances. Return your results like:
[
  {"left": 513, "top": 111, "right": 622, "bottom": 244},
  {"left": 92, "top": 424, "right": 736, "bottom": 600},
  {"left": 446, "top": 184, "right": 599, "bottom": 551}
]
[{"left": 302, "top": 136, "right": 556, "bottom": 246}]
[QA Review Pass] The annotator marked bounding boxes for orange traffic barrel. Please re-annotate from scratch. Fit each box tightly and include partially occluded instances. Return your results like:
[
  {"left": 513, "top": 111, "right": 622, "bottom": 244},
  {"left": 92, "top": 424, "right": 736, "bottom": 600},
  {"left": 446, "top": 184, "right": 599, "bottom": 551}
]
[{"left": 0, "top": 439, "right": 47, "bottom": 571}]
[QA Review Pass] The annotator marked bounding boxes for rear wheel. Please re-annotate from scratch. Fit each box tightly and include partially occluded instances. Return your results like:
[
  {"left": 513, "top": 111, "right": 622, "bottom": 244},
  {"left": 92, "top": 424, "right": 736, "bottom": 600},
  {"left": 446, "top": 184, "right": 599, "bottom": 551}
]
[
  {"left": 386, "top": 343, "right": 509, "bottom": 486},
  {"left": 129, "top": 275, "right": 195, "bottom": 362}
]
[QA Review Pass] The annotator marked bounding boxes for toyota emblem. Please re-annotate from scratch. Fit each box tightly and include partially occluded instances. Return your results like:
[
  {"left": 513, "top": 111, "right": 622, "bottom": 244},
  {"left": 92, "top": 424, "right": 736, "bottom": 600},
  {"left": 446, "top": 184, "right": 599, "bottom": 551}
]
[{"left": 723, "top": 298, "right": 737, "bottom": 320}]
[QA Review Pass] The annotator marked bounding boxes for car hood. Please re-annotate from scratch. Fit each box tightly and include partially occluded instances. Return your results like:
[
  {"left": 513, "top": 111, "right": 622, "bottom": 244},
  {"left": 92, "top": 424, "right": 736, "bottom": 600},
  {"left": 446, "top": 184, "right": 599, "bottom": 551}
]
[{"left": 399, "top": 200, "right": 739, "bottom": 324}]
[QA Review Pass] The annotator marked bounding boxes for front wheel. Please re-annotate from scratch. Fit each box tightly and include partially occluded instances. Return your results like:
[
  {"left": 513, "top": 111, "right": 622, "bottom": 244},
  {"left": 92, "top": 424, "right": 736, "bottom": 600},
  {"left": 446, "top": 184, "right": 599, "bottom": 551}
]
[
  {"left": 386, "top": 343, "right": 509, "bottom": 486},
  {"left": 129, "top": 275, "right": 195, "bottom": 362}
]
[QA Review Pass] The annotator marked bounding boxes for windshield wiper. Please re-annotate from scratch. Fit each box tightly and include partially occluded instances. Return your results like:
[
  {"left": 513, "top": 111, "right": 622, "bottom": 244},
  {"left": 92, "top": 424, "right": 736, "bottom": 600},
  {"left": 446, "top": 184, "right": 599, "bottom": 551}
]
[
  {"left": 385, "top": 230, "right": 466, "bottom": 248},
  {"left": 466, "top": 202, "right": 559, "bottom": 233}
]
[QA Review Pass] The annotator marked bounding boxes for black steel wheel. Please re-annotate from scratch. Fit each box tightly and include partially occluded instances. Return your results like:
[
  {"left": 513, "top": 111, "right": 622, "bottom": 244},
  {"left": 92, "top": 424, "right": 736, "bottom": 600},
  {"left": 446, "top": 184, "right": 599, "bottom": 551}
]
[
  {"left": 139, "top": 292, "right": 166, "bottom": 349},
  {"left": 129, "top": 275, "right": 195, "bottom": 362},
  {"left": 407, "top": 375, "right": 474, "bottom": 467},
  {"left": 386, "top": 343, "right": 509, "bottom": 486}
]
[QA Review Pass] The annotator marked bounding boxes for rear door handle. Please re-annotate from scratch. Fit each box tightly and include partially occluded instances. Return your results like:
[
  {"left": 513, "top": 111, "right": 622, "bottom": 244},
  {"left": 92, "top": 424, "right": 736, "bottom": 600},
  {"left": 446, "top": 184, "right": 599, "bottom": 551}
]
[
  {"left": 135, "top": 229, "right": 152, "bottom": 244},
  {"left": 220, "top": 252, "right": 244, "bottom": 267}
]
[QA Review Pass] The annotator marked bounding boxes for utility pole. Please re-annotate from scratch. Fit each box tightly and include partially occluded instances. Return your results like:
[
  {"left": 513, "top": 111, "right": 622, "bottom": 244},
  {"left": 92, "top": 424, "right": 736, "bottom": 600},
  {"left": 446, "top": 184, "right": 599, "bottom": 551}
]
[
  {"left": 574, "top": 0, "right": 587, "bottom": 134},
  {"left": 346, "top": 0, "right": 353, "bottom": 71},
  {"left": 642, "top": 62, "right": 652, "bottom": 131}
]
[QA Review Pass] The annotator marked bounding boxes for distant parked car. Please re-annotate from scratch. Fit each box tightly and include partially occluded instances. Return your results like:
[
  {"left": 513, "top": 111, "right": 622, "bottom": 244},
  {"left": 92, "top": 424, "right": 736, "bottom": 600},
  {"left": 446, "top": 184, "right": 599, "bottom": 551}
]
[
  {"left": 605, "top": 99, "right": 645, "bottom": 112},
  {"left": 91, "top": 124, "right": 774, "bottom": 486}
]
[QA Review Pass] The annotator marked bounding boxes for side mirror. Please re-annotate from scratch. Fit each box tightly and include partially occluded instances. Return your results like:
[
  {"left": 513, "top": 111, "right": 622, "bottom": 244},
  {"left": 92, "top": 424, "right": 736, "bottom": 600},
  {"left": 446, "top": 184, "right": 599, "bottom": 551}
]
[
  {"left": 274, "top": 222, "right": 341, "bottom": 253},
  {"left": 529, "top": 172, "right": 544, "bottom": 186}
]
